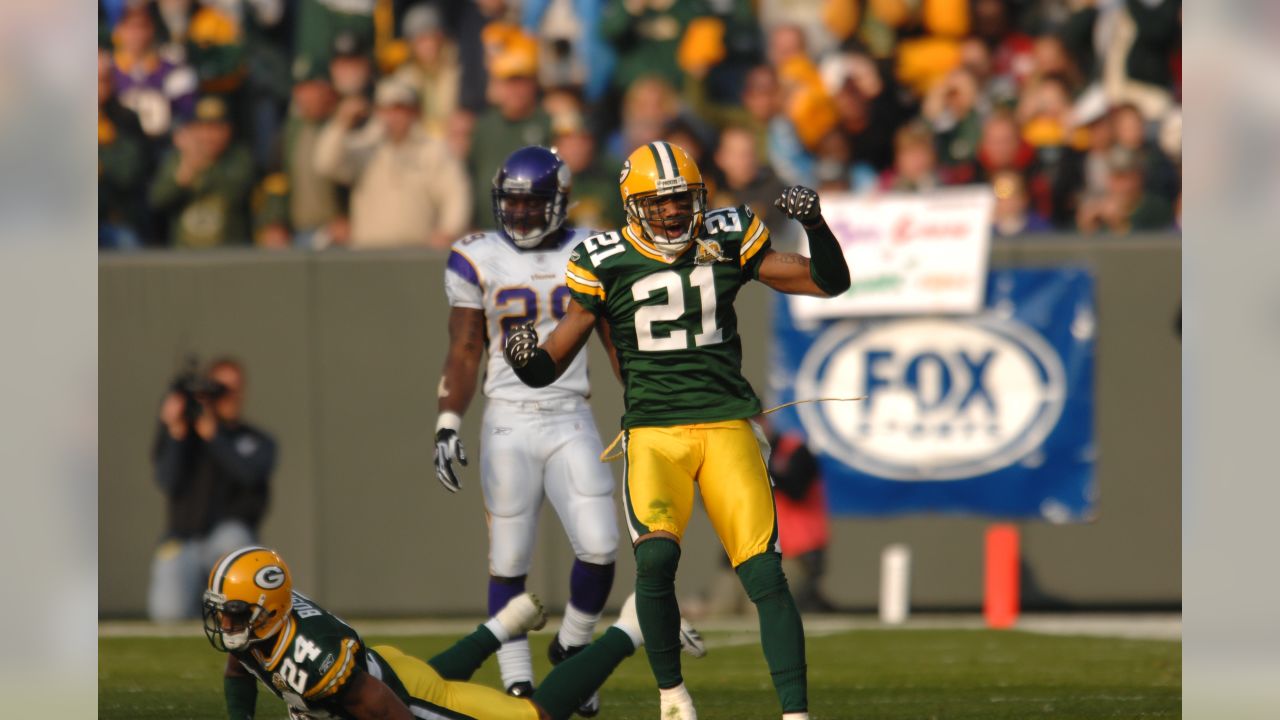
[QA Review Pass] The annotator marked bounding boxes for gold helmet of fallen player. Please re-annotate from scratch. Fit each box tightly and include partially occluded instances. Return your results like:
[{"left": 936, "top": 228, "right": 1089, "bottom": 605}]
[
  {"left": 202, "top": 546, "right": 293, "bottom": 651},
  {"left": 619, "top": 141, "right": 707, "bottom": 255}
]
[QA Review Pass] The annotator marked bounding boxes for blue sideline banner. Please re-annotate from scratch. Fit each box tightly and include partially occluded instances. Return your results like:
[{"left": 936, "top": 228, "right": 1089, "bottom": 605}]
[{"left": 768, "top": 268, "right": 1096, "bottom": 520}]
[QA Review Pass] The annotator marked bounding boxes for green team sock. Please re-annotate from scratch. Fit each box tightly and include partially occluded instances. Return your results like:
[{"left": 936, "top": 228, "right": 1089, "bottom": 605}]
[
  {"left": 427, "top": 624, "right": 502, "bottom": 681},
  {"left": 532, "top": 627, "right": 636, "bottom": 720},
  {"left": 634, "top": 538, "right": 684, "bottom": 688},
  {"left": 223, "top": 673, "right": 257, "bottom": 720},
  {"left": 738, "top": 552, "right": 808, "bottom": 713}
]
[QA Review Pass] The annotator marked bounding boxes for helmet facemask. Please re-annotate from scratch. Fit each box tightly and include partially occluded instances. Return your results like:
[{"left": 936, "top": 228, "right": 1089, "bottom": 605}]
[
  {"left": 202, "top": 593, "right": 279, "bottom": 652},
  {"left": 627, "top": 185, "right": 706, "bottom": 256},
  {"left": 493, "top": 188, "right": 565, "bottom": 249}
]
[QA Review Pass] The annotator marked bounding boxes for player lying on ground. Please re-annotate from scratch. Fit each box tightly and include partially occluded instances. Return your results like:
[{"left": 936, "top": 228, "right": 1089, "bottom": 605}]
[
  {"left": 205, "top": 546, "right": 705, "bottom": 720},
  {"left": 434, "top": 145, "right": 621, "bottom": 713},
  {"left": 505, "top": 140, "right": 850, "bottom": 720}
]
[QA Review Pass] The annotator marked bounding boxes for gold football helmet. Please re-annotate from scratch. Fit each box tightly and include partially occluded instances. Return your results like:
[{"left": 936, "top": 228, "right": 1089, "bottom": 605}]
[
  {"left": 202, "top": 546, "right": 293, "bottom": 651},
  {"left": 619, "top": 141, "right": 707, "bottom": 255}
]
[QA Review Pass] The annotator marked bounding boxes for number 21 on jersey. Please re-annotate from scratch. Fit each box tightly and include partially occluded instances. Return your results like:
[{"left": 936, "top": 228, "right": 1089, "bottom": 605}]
[{"left": 632, "top": 265, "right": 723, "bottom": 352}]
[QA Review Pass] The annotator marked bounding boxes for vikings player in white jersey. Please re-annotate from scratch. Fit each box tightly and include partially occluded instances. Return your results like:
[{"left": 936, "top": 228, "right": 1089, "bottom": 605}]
[{"left": 434, "top": 146, "right": 620, "bottom": 715}]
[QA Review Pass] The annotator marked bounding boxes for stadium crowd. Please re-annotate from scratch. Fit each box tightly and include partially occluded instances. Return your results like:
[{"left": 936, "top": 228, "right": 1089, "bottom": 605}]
[{"left": 97, "top": 0, "right": 1181, "bottom": 250}]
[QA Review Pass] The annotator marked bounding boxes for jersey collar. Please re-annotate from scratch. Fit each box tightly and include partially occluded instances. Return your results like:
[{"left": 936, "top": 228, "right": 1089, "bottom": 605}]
[{"left": 252, "top": 613, "right": 296, "bottom": 671}]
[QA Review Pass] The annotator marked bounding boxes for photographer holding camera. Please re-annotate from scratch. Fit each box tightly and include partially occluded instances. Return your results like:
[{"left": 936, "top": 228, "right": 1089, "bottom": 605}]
[{"left": 147, "top": 357, "right": 277, "bottom": 621}]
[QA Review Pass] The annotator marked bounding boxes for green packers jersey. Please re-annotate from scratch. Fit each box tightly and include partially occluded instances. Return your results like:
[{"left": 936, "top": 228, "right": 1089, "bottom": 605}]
[
  {"left": 232, "top": 591, "right": 411, "bottom": 719},
  {"left": 566, "top": 204, "right": 772, "bottom": 428}
]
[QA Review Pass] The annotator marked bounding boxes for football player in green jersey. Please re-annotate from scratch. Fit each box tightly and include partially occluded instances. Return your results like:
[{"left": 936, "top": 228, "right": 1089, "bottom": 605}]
[
  {"left": 206, "top": 546, "right": 706, "bottom": 720},
  {"left": 503, "top": 140, "right": 850, "bottom": 720}
]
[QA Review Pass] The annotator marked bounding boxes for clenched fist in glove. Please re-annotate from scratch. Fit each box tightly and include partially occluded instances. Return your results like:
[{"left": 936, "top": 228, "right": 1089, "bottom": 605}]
[
  {"left": 774, "top": 186, "right": 822, "bottom": 226},
  {"left": 503, "top": 321, "right": 540, "bottom": 370}
]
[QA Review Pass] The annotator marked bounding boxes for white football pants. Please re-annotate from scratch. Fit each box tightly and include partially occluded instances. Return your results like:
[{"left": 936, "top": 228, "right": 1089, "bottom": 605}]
[{"left": 481, "top": 397, "right": 619, "bottom": 577}]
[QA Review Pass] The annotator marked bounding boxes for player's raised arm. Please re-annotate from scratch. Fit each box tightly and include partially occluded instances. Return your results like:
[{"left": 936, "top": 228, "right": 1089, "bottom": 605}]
[
  {"left": 433, "top": 305, "right": 485, "bottom": 493},
  {"left": 504, "top": 299, "right": 597, "bottom": 388},
  {"left": 756, "top": 186, "right": 851, "bottom": 298}
]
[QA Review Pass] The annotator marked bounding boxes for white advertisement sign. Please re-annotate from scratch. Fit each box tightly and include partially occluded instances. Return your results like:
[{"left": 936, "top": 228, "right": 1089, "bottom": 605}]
[{"left": 788, "top": 186, "right": 994, "bottom": 319}]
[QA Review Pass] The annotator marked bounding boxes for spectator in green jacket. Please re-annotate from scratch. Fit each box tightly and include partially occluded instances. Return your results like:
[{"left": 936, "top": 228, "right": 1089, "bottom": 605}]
[
  {"left": 149, "top": 96, "right": 256, "bottom": 248},
  {"left": 600, "top": 0, "right": 709, "bottom": 93}
]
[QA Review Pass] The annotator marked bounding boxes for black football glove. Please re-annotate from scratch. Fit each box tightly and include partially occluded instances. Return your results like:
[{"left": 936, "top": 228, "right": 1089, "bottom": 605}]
[
  {"left": 774, "top": 186, "right": 822, "bottom": 225},
  {"left": 503, "top": 321, "right": 540, "bottom": 370},
  {"left": 434, "top": 429, "right": 467, "bottom": 493}
]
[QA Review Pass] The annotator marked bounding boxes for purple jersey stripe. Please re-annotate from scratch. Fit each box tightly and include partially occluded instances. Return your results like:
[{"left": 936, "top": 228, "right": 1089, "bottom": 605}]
[{"left": 446, "top": 250, "right": 480, "bottom": 287}]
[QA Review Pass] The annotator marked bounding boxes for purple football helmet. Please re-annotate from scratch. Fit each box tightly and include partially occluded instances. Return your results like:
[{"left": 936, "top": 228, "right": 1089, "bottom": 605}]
[{"left": 491, "top": 146, "right": 572, "bottom": 248}]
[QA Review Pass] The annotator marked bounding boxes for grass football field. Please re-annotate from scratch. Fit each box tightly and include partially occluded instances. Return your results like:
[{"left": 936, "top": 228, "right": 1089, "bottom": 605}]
[{"left": 100, "top": 623, "right": 1179, "bottom": 719}]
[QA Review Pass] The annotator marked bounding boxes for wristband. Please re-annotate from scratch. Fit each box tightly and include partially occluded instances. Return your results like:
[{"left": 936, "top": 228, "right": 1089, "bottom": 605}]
[
  {"left": 513, "top": 348, "right": 557, "bottom": 388},
  {"left": 804, "top": 219, "right": 851, "bottom": 296},
  {"left": 436, "top": 411, "right": 463, "bottom": 433}
]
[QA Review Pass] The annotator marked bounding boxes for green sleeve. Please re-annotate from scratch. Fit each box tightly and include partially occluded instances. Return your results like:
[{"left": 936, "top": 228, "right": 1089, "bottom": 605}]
[
  {"left": 731, "top": 205, "right": 772, "bottom": 281},
  {"left": 743, "top": 236, "right": 772, "bottom": 281},
  {"left": 565, "top": 244, "right": 606, "bottom": 315},
  {"left": 802, "top": 219, "right": 851, "bottom": 295},
  {"left": 568, "top": 289, "right": 602, "bottom": 316},
  {"left": 224, "top": 673, "right": 257, "bottom": 720}
]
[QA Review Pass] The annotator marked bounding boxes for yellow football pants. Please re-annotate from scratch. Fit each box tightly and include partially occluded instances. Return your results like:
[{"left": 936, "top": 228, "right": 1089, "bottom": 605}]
[
  {"left": 374, "top": 645, "right": 540, "bottom": 720},
  {"left": 622, "top": 419, "right": 779, "bottom": 567}
]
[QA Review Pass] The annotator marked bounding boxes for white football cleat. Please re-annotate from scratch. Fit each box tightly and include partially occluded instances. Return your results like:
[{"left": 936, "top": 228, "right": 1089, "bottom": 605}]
[
  {"left": 659, "top": 683, "right": 698, "bottom": 720},
  {"left": 494, "top": 592, "right": 547, "bottom": 637},
  {"left": 679, "top": 618, "right": 707, "bottom": 658}
]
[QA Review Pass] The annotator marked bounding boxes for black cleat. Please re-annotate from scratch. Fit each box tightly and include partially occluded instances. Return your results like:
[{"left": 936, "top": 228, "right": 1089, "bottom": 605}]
[
  {"left": 548, "top": 636, "right": 600, "bottom": 717},
  {"left": 506, "top": 681, "right": 535, "bottom": 698}
]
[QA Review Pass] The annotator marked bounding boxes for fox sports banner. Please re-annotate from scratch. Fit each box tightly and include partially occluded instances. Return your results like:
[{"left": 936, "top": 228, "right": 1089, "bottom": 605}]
[{"left": 768, "top": 268, "right": 1096, "bottom": 520}]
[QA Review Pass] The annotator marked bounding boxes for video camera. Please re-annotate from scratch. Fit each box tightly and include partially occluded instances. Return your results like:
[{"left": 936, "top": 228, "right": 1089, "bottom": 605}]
[{"left": 170, "top": 356, "right": 229, "bottom": 425}]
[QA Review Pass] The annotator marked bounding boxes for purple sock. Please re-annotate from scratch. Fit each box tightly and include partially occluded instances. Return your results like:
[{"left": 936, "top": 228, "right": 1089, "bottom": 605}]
[
  {"left": 489, "top": 575, "right": 527, "bottom": 638},
  {"left": 569, "top": 560, "right": 615, "bottom": 615}
]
